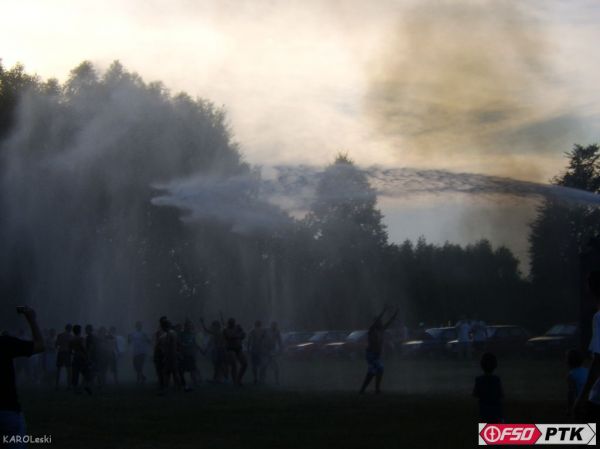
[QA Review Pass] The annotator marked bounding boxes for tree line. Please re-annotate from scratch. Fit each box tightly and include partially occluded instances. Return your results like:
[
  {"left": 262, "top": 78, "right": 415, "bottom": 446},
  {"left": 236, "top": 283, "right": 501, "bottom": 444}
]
[{"left": 0, "top": 60, "right": 595, "bottom": 332}]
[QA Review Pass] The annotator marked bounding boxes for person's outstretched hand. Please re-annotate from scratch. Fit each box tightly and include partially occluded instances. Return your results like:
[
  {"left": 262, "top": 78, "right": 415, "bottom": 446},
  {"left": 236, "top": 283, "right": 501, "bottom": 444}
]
[{"left": 17, "top": 306, "right": 37, "bottom": 321}]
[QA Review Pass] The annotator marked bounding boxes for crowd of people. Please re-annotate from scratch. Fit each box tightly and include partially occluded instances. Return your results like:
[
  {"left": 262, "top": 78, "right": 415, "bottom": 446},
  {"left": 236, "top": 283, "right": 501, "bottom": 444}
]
[
  {"left": 4, "top": 269, "right": 600, "bottom": 446},
  {"left": 455, "top": 316, "right": 488, "bottom": 358},
  {"left": 6, "top": 315, "right": 285, "bottom": 397}
]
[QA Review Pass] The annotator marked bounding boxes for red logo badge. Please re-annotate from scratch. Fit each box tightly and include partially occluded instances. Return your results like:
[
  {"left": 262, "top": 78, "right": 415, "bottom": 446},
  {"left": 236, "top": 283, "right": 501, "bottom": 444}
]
[{"left": 480, "top": 424, "right": 541, "bottom": 445}]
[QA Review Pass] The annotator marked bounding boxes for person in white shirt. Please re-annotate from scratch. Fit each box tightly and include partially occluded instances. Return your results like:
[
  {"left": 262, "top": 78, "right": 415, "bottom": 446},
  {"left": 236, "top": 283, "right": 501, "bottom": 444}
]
[
  {"left": 574, "top": 270, "right": 600, "bottom": 419},
  {"left": 455, "top": 316, "right": 472, "bottom": 359}
]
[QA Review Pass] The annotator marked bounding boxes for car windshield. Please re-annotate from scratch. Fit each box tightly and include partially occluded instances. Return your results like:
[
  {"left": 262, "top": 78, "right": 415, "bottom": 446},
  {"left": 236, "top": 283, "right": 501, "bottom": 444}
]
[
  {"left": 545, "top": 324, "right": 577, "bottom": 336},
  {"left": 324, "top": 332, "right": 348, "bottom": 342},
  {"left": 346, "top": 330, "right": 367, "bottom": 341},
  {"left": 285, "top": 332, "right": 312, "bottom": 344},
  {"left": 426, "top": 328, "right": 446, "bottom": 339},
  {"left": 309, "top": 331, "right": 328, "bottom": 342}
]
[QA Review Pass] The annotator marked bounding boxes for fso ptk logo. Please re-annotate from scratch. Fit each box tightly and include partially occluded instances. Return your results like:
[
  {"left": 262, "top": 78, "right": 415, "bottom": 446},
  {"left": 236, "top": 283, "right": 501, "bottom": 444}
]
[{"left": 479, "top": 423, "right": 596, "bottom": 445}]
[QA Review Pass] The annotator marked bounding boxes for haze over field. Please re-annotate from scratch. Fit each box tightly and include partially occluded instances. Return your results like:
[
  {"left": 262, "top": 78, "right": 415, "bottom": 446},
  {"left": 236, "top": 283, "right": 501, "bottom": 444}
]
[{"left": 2, "top": 0, "right": 600, "bottom": 265}]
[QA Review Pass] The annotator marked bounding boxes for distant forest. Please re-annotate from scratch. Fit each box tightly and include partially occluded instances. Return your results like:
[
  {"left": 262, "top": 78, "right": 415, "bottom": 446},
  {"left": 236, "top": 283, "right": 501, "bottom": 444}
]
[{"left": 0, "top": 60, "right": 598, "bottom": 332}]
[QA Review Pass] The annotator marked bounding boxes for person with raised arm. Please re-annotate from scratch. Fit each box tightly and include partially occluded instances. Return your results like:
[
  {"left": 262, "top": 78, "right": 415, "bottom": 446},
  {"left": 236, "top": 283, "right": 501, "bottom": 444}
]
[
  {"left": 359, "top": 305, "right": 399, "bottom": 394},
  {"left": 0, "top": 306, "right": 45, "bottom": 445}
]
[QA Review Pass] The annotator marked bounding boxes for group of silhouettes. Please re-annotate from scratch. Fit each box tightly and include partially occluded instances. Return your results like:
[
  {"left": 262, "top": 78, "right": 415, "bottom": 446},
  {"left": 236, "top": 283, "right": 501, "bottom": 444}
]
[
  {"left": 19, "top": 316, "right": 285, "bottom": 395},
  {"left": 8, "top": 324, "right": 124, "bottom": 394}
]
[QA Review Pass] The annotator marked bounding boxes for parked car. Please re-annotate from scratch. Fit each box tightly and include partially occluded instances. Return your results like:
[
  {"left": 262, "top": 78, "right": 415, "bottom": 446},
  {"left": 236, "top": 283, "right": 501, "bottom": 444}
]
[
  {"left": 285, "top": 330, "right": 349, "bottom": 358},
  {"left": 282, "top": 331, "right": 314, "bottom": 350},
  {"left": 401, "top": 327, "right": 457, "bottom": 358},
  {"left": 526, "top": 323, "right": 579, "bottom": 355},
  {"left": 321, "top": 329, "right": 396, "bottom": 359},
  {"left": 446, "top": 325, "right": 531, "bottom": 356}
]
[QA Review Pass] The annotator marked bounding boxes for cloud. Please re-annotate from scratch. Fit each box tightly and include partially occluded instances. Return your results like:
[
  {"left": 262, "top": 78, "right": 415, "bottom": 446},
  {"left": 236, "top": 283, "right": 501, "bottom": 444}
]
[{"left": 365, "top": 0, "right": 600, "bottom": 179}]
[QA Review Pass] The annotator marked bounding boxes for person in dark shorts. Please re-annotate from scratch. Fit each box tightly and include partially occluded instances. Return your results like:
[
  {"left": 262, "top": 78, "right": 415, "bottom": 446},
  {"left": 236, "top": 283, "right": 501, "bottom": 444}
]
[
  {"left": 0, "top": 306, "right": 45, "bottom": 448},
  {"left": 247, "top": 321, "right": 265, "bottom": 385},
  {"left": 55, "top": 324, "right": 73, "bottom": 390},
  {"left": 359, "top": 305, "right": 398, "bottom": 394},
  {"left": 473, "top": 352, "right": 504, "bottom": 423},
  {"left": 178, "top": 319, "right": 199, "bottom": 391},
  {"left": 107, "top": 326, "right": 119, "bottom": 385},
  {"left": 129, "top": 321, "right": 150, "bottom": 385},
  {"left": 200, "top": 319, "right": 226, "bottom": 383},
  {"left": 95, "top": 326, "right": 110, "bottom": 388},
  {"left": 84, "top": 324, "right": 98, "bottom": 386},
  {"left": 261, "top": 322, "right": 283, "bottom": 385},
  {"left": 70, "top": 325, "right": 92, "bottom": 395},
  {"left": 223, "top": 318, "right": 247, "bottom": 386},
  {"left": 154, "top": 317, "right": 180, "bottom": 394}
]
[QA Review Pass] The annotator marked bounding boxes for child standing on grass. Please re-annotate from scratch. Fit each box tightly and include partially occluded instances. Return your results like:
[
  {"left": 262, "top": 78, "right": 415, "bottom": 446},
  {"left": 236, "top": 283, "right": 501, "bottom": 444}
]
[
  {"left": 566, "top": 349, "right": 588, "bottom": 415},
  {"left": 473, "top": 352, "right": 503, "bottom": 423}
]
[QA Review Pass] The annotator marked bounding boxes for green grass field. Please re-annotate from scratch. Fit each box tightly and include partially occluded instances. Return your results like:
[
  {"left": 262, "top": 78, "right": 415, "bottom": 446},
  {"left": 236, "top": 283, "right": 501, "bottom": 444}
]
[{"left": 20, "top": 357, "right": 572, "bottom": 449}]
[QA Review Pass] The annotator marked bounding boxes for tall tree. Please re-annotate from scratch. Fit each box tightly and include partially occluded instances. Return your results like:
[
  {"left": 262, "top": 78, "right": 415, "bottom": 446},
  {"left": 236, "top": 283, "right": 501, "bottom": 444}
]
[
  {"left": 529, "top": 144, "right": 600, "bottom": 325},
  {"left": 303, "top": 155, "right": 389, "bottom": 327}
]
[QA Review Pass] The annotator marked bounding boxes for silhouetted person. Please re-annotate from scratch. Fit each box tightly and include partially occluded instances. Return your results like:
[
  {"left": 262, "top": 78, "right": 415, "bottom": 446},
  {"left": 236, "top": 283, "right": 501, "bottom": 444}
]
[
  {"left": 43, "top": 328, "right": 57, "bottom": 386},
  {"left": 567, "top": 349, "right": 588, "bottom": 415},
  {"left": 129, "top": 321, "right": 150, "bottom": 384},
  {"left": 247, "top": 321, "right": 265, "bottom": 385},
  {"left": 200, "top": 319, "right": 225, "bottom": 383},
  {"left": 84, "top": 324, "right": 97, "bottom": 386},
  {"left": 70, "top": 325, "right": 92, "bottom": 395},
  {"left": 261, "top": 322, "right": 282, "bottom": 385},
  {"left": 0, "top": 306, "right": 44, "bottom": 446},
  {"left": 455, "top": 315, "right": 472, "bottom": 359},
  {"left": 107, "top": 326, "right": 119, "bottom": 385},
  {"left": 574, "top": 270, "right": 600, "bottom": 419},
  {"left": 473, "top": 352, "right": 503, "bottom": 423},
  {"left": 223, "top": 318, "right": 247, "bottom": 386},
  {"left": 55, "top": 324, "right": 73, "bottom": 390},
  {"left": 154, "top": 316, "right": 180, "bottom": 394},
  {"left": 179, "top": 319, "right": 199, "bottom": 391},
  {"left": 13, "top": 330, "right": 30, "bottom": 385},
  {"left": 359, "top": 305, "right": 398, "bottom": 394},
  {"left": 95, "top": 327, "right": 110, "bottom": 388},
  {"left": 471, "top": 315, "right": 487, "bottom": 353}
]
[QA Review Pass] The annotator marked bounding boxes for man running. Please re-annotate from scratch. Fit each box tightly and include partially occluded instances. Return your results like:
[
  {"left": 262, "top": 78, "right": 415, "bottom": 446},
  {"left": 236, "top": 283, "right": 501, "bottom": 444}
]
[
  {"left": 55, "top": 324, "right": 73, "bottom": 390},
  {"left": 359, "top": 305, "right": 398, "bottom": 394}
]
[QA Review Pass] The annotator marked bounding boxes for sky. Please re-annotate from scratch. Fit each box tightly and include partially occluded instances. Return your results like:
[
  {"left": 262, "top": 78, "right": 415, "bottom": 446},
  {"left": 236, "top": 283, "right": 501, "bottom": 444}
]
[{"left": 2, "top": 0, "right": 600, "bottom": 271}]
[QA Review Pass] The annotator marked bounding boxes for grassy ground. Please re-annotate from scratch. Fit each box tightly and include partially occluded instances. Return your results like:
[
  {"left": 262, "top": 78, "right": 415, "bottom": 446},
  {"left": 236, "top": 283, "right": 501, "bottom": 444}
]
[{"left": 20, "top": 357, "right": 572, "bottom": 449}]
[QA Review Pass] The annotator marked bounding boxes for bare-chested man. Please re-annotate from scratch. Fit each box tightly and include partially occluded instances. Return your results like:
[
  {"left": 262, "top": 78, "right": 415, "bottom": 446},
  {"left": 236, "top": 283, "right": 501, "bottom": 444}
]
[{"left": 359, "top": 306, "right": 399, "bottom": 394}]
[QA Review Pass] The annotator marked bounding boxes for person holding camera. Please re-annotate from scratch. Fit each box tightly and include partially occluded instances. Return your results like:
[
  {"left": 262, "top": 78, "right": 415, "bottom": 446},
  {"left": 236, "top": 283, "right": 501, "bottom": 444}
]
[{"left": 0, "top": 306, "right": 45, "bottom": 447}]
